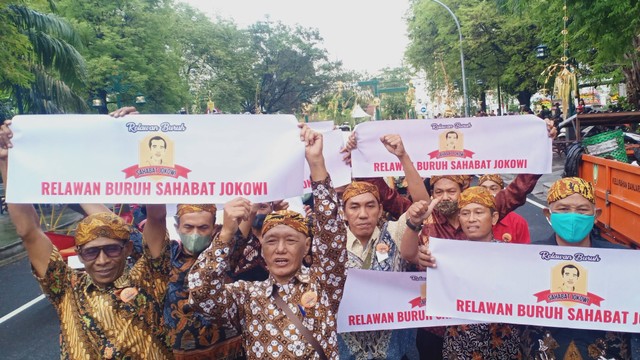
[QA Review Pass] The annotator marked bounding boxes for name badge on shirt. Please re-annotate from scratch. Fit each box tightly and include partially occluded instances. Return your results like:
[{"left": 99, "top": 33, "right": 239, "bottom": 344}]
[{"left": 375, "top": 243, "right": 389, "bottom": 263}]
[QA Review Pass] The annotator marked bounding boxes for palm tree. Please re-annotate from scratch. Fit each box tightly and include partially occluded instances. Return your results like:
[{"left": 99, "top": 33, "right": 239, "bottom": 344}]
[{"left": 1, "top": 2, "right": 87, "bottom": 115}]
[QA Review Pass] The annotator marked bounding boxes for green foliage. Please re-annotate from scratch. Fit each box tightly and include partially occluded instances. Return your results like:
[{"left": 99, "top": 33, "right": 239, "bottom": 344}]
[
  {"left": 406, "top": 0, "right": 547, "bottom": 107},
  {"left": 378, "top": 67, "right": 415, "bottom": 119},
  {"left": 171, "top": 4, "right": 255, "bottom": 113},
  {"left": 248, "top": 20, "right": 341, "bottom": 114},
  {"left": 504, "top": 0, "right": 640, "bottom": 107},
  {"left": 0, "top": 1, "right": 33, "bottom": 88},
  {"left": 57, "top": 0, "right": 189, "bottom": 113},
  {"left": 0, "top": 1, "right": 87, "bottom": 114}
]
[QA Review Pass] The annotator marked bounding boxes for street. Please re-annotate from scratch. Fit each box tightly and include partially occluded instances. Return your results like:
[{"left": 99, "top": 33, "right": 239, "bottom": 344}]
[{"left": 0, "top": 194, "right": 554, "bottom": 359}]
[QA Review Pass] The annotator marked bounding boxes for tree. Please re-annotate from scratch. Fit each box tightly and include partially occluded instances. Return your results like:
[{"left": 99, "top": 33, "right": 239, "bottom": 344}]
[
  {"left": 171, "top": 4, "right": 256, "bottom": 114},
  {"left": 507, "top": 0, "right": 640, "bottom": 109},
  {"left": 248, "top": 20, "right": 340, "bottom": 114},
  {"left": 377, "top": 67, "right": 415, "bottom": 119},
  {"left": 0, "top": 0, "right": 87, "bottom": 115},
  {"left": 309, "top": 69, "right": 367, "bottom": 122},
  {"left": 58, "top": 0, "right": 189, "bottom": 114},
  {"left": 406, "top": 0, "right": 549, "bottom": 110}
]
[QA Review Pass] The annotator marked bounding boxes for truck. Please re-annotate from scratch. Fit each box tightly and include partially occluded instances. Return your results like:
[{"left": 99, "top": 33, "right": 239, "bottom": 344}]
[{"left": 562, "top": 111, "right": 640, "bottom": 248}]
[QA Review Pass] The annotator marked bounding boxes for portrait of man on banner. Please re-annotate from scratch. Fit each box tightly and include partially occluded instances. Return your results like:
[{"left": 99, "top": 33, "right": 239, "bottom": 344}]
[
  {"left": 141, "top": 134, "right": 174, "bottom": 167},
  {"left": 427, "top": 130, "right": 474, "bottom": 160},
  {"left": 554, "top": 263, "right": 582, "bottom": 293},
  {"left": 443, "top": 130, "right": 461, "bottom": 151},
  {"left": 533, "top": 261, "right": 603, "bottom": 308}
]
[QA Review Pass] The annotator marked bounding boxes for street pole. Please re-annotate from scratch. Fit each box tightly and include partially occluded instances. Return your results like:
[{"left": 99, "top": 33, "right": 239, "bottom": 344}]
[{"left": 432, "top": 0, "right": 469, "bottom": 117}]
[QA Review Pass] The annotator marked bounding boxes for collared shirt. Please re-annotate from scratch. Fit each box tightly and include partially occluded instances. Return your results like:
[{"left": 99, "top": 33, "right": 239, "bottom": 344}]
[
  {"left": 493, "top": 211, "right": 531, "bottom": 244},
  {"left": 165, "top": 241, "right": 243, "bottom": 359},
  {"left": 128, "top": 229, "right": 245, "bottom": 358},
  {"left": 346, "top": 212, "right": 408, "bottom": 261},
  {"left": 36, "top": 239, "right": 172, "bottom": 360},
  {"left": 189, "top": 176, "right": 346, "bottom": 360}
]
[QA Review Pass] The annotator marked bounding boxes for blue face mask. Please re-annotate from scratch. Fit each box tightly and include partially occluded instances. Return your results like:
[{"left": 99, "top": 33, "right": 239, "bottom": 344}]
[
  {"left": 179, "top": 233, "right": 212, "bottom": 255},
  {"left": 549, "top": 212, "right": 595, "bottom": 243}
]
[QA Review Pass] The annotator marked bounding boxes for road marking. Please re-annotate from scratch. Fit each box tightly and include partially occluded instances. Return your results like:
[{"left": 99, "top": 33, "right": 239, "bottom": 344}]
[
  {"left": 473, "top": 174, "right": 547, "bottom": 210},
  {"left": 526, "top": 197, "right": 546, "bottom": 210},
  {"left": 0, "top": 294, "right": 45, "bottom": 325}
]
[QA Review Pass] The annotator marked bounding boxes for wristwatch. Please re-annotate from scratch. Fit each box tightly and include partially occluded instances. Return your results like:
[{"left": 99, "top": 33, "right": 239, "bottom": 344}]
[{"left": 405, "top": 218, "right": 423, "bottom": 232}]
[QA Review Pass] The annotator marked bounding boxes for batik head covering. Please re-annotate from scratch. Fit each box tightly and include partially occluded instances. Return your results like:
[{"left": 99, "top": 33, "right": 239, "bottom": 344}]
[
  {"left": 342, "top": 181, "right": 380, "bottom": 204},
  {"left": 75, "top": 212, "right": 131, "bottom": 246},
  {"left": 458, "top": 186, "right": 496, "bottom": 210},
  {"left": 478, "top": 174, "right": 505, "bottom": 189},
  {"left": 429, "top": 175, "right": 471, "bottom": 189},
  {"left": 176, "top": 204, "right": 217, "bottom": 219},
  {"left": 547, "top": 177, "right": 595, "bottom": 204},
  {"left": 261, "top": 210, "right": 309, "bottom": 238}
]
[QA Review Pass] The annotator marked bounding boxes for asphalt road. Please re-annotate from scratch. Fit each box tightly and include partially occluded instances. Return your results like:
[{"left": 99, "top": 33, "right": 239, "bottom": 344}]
[{"left": 0, "top": 194, "right": 554, "bottom": 359}]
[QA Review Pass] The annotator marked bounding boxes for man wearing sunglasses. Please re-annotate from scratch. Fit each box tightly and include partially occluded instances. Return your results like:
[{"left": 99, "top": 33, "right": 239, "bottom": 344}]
[{"left": 0, "top": 120, "right": 173, "bottom": 359}]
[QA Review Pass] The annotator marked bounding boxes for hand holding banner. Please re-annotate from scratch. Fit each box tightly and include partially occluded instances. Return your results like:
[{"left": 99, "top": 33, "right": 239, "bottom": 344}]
[
  {"left": 7, "top": 114, "right": 304, "bottom": 204},
  {"left": 426, "top": 238, "right": 640, "bottom": 333},
  {"left": 350, "top": 116, "right": 552, "bottom": 177},
  {"left": 303, "top": 126, "right": 351, "bottom": 193},
  {"left": 337, "top": 269, "right": 473, "bottom": 333}
]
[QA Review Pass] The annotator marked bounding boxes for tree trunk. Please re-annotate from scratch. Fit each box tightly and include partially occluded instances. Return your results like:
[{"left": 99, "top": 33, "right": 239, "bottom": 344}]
[
  {"left": 517, "top": 90, "right": 532, "bottom": 108},
  {"left": 622, "top": 34, "right": 640, "bottom": 110}
]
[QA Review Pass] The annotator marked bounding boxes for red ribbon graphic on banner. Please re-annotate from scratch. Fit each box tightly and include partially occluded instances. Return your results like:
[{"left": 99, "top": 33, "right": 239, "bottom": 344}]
[
  {"left": 427, "top": 149, "right": 475, "bottom": 159},
  {"left": 122, "top": 165, "right": 191, "bottom": 179},
  {"left": 533, "top": 290, "right": 604, "bottom": 306},
  {"left": 408, "top": 297, "right": 426, "bottom": 308}
]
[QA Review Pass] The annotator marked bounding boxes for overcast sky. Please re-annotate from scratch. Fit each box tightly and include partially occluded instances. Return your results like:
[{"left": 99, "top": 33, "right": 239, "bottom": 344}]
[{"left": 180, "top": 0, "right": 411, "bottom": 75}]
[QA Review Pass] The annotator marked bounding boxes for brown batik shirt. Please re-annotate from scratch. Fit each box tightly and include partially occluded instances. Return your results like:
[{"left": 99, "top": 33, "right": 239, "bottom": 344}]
[
  {"left": 188, "top": 176, "right": 347, "bottom": 359},
  {"left": 36, "top": 238, "right": 172, "bottom": 360}
]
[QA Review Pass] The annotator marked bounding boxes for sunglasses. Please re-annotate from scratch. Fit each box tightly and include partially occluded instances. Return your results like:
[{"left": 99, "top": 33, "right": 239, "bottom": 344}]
[{"left": 77, "top": 242, "right": 127, "bottom": 261}]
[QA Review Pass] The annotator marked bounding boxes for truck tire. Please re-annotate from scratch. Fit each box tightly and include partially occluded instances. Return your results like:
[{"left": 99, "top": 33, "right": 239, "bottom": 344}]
[{"left": 563, "top": 142, "right": 583, "bottom": 177}]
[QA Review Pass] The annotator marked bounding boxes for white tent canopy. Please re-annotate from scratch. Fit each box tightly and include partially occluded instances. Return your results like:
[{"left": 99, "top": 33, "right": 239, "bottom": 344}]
[{"left": 351, "top": 103, "right": 371, "bottom": 118}]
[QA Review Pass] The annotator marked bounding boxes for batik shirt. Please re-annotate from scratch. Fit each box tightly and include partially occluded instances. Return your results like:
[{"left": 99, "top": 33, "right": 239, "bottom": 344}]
[
  {"left": 228, "top": 232, "right": 269, "bottom": 282},
  {"left": 520, "top": 233, "right": 633, "bottom": 360},
  {"left": 36, "top": 239, "right": 172, "bottom": 360},
  {"left": 164, "top": 240, "right": 243, "bottom": 359},
  {"left": 443, "top": 323, "right": 522, "bottom": 360},
  {"left": 189, "top": 176, "right": 346, "bottom": 359}
]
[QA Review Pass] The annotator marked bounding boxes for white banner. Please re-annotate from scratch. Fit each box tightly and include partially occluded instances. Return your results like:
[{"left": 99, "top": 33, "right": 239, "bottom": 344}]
[
  {"left": 307, "top": 120, "right": 336, "bottom": 132},
  {"left": 7, "top": 115, "right": 304, "bottom": 204},
  {"left": 350, "top": 116, "right": 552, "bottom": 177},
  {"left": 303, "top": 129, "right": 351, "bottom": 194},
  {"left": 426, "top": 238, "right": 640, "bottom": 333},
  {"left": 337, "top": 269, "right": 473, "bottom": 333}
]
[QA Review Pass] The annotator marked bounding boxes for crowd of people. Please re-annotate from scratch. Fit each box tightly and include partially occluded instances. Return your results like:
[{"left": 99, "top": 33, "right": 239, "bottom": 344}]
[{"left": 0, "top": 109, "right": 638, "bottom": 359}]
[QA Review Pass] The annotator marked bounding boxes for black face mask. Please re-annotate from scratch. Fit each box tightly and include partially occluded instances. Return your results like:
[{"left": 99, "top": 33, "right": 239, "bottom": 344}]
[
  {"left": 435, "top": 199, "right": 459, "bottom": 217},
  {"left": 252, "top": 213, "right": 267, "bottom": 230}
]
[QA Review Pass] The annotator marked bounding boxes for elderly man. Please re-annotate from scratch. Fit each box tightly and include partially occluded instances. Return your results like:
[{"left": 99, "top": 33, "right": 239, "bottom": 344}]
[
  {"left": 338, "top": 134, "right": 428, "bottom": 360},
  {"left": 188, "top": 124, "right": 346, "bottom": 359},
  {"left": 478, "top": 174, "right": 531, "bottom": 243},
  {"left": 520, "top": 177, "right": 635, "bottom": 359},
  {"left": 0, "top": 121, "right": 172, "bottom": 359},
  {"left": 405, "top": 186, "right": 522, "bottom": 359}
]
